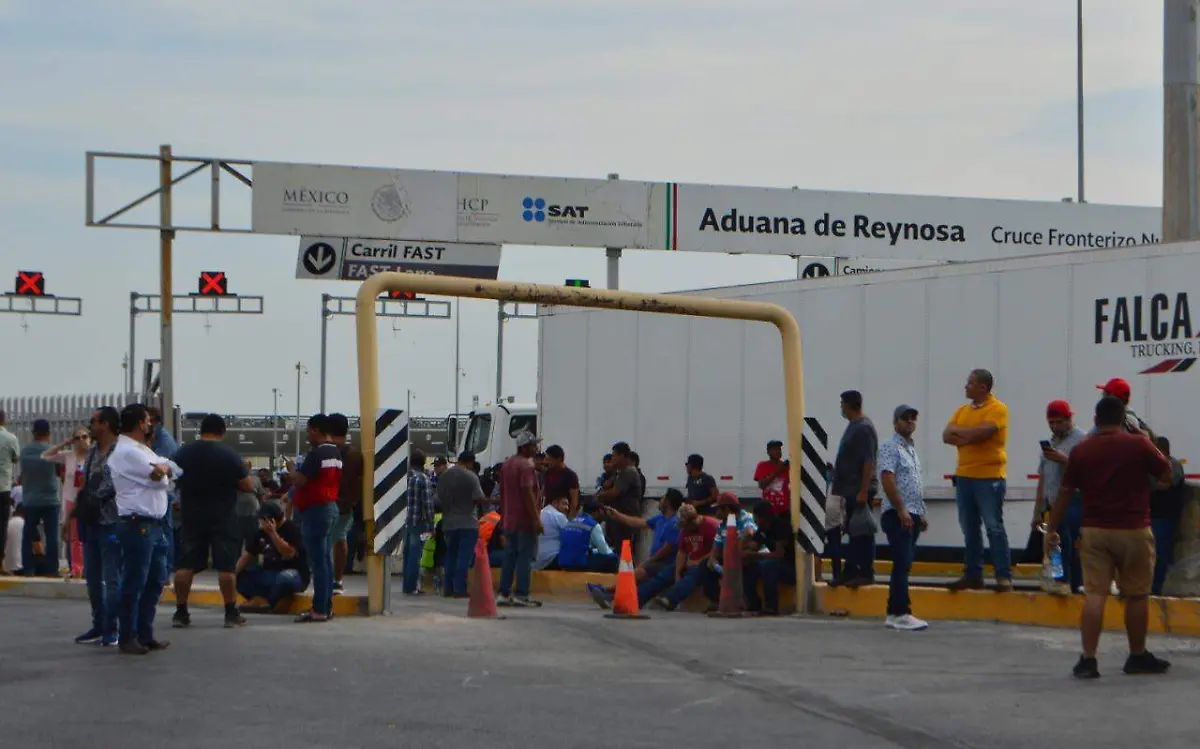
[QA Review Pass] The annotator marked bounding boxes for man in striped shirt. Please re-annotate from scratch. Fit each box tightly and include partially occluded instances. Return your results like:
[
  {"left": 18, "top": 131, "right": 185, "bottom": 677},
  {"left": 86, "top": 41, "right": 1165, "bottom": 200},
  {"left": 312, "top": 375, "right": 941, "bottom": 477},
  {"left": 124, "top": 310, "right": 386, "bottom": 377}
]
[{"left": 402, "top": 449, "right": 435, "bottom": 596}]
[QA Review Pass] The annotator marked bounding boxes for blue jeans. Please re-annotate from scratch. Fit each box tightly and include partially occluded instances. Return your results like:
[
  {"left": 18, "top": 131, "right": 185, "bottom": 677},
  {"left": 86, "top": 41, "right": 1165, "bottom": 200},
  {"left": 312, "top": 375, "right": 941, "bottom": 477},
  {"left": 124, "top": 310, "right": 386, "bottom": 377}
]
[
  {"left": 1057, "top": 497, "right": 1084, "bottom": 592},
  {"left": 662, "top": 562, "right": 720, "bottom": 607},
  {"left": 402, "top": 522, "right": 430, "bottom": 594},
  {"left": 1151, "top": 516, "right": 1179, "bottom": 595},
  {"left": 498, "top": 530, "right": 538, "bottom": 598},
  {"left": 955, "top": 477, "right": 1011, "bottom": 579},
  {"left": 299, "top": 503, "right": 338, "bottom": 615},
  {"left": 117, "top": 517, "right": 169, "bottom": 645},
  {"left": 22, "top": 504, "right": 60, "bottom": 577},
  {"left": 744, "top": 558, "right": 796, "bottom": 612},
  {"left": 881, "top": 510, "right": 923, "bottom": 616},
  {"left": 637, "top": 563, "right": 678, "bottom": 607},
  {"left": 237, "top": 568, "right": 307, "bottom": 607},
  {"left": 443, "top": 528, "right": 479, "bottom": 596},
  {"left": 84, "top": 523, "right": 122, "bottom": 637}
]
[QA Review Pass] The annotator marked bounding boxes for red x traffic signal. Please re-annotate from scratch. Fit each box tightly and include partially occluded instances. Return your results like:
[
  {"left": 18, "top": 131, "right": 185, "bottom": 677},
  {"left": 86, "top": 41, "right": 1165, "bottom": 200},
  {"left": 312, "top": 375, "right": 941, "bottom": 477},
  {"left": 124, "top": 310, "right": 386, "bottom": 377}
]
[
  {"left": 385, "top": 290, "right": 419, "bottom": 300},
  {"left": 198, "top": 271, "right": 228, "bottom": 296},
  {"left": 15, "top": 270, "right": 45, "bottom": 296}
]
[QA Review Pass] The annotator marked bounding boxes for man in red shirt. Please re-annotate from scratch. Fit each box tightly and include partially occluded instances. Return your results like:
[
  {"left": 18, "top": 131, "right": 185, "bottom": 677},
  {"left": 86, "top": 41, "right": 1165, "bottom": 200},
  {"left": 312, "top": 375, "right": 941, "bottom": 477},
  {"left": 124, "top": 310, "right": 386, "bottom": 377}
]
[
  {"left": 497, "top": 431, "right": 544, "bottom": 607},
  {"left": 1049, "top": 396, "right": 1173, "bottom": 678},
  {"left": 753, "top": 440, "right": 790, "bottom": 517},
  {"left": 644, "top": 503, "right": 720, "bottom": 612},
  {"left": 286, "top": 414, "right": 342, "bottom": 623}
]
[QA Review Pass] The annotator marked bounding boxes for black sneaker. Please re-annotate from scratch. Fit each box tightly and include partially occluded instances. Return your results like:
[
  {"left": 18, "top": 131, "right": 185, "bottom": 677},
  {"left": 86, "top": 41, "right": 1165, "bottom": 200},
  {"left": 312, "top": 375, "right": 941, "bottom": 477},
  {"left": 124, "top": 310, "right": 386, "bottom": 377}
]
[
  {"left": 74, "top": 628, "right": 103, "bottom": 644},
  {"left": 1072, "top": 655, "right": 1100, "bottom": 679},
  {"left": 1123, "top": 651, "right": 1171, "bottom": 675},
  {"left": 140, "top": 639, "right": 171, "bottom": 652},
  {"left": 171, "top": 610, "right": 191, "bottom": 629},
  {"left": 224, "top": 610, "right": 247, "bottom": 628},
  {"left": 332, "top": 581, "right": 345, "bottom": 596}
]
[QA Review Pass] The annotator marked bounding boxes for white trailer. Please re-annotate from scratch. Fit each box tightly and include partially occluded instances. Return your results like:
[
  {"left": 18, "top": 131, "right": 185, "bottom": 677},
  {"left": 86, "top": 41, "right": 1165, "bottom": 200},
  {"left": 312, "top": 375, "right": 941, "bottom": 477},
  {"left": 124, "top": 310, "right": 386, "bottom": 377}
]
[{"left": 537, "top": 240, "right": 1200, "bottom": 557}]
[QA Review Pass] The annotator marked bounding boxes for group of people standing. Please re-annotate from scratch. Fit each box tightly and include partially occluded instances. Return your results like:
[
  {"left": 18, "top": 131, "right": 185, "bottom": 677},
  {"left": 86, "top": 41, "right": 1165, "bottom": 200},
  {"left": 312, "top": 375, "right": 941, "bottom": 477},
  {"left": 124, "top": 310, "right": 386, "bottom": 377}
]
[
  {"left": 0, "top": 403, "right": 364, "bottom": 656},
  {"left": 825, "top": 368, "right": 1183, "bottom": 677}
]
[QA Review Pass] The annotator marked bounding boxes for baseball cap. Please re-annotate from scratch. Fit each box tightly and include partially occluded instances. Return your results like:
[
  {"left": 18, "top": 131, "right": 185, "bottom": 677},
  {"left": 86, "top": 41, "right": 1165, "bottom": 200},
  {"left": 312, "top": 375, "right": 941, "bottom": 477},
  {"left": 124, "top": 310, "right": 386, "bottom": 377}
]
[
  {"left": 457, "top": 450, "right": 476, "bottom": 463},
  {"left": 515, "top": 431, "right": 542, "bottom": 448},
  {"left": 892, "top": 405, "right": 918, "bottom": 422},
  {"left": 717, "top": 491, "right": 740, "bottom": 508},
  {"left": 433, "top": 456, "right": 448, "bottom": 466},
  {"left": 32, "top": 418, "right": 50, "bottom": 435},
  {"left": 1046, "top": 399, "right": 1073, "bottom": 419},
  {"left": 1097, "top": 377, "right": 1131, "bottom": 402}
]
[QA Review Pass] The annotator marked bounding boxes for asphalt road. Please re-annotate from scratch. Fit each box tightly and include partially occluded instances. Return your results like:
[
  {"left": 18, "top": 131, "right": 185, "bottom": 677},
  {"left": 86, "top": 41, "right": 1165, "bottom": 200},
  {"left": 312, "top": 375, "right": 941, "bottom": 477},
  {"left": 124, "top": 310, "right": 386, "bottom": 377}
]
[{"left": 2, "top": 595, "right": 1198, "bottom": 749}]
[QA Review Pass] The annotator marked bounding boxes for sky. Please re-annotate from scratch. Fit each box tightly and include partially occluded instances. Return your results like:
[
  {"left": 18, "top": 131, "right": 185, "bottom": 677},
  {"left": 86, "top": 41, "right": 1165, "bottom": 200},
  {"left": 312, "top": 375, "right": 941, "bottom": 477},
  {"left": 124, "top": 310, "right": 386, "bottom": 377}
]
[{"left": 0, "top": 0, "right": 1167, "bottom": 420}]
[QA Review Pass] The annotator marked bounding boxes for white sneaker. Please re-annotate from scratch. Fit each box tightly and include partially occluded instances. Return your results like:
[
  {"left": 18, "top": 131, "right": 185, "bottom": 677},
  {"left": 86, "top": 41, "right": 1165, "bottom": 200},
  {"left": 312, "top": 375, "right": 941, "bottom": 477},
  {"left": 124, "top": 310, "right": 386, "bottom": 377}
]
[
  {"left": 884, "top": 615, "right": 898, "bottom": 628},
  {"left": 889, "top": 614, "right": 929, "bottom": 631}
]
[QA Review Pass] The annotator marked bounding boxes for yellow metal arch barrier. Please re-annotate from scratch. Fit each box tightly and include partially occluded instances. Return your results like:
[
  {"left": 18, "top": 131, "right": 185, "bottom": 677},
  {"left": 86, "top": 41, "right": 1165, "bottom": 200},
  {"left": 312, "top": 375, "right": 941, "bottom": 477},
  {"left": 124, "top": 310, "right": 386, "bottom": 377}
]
[{"left": 356, "top": 273, "right": 812, "bottom": 615}]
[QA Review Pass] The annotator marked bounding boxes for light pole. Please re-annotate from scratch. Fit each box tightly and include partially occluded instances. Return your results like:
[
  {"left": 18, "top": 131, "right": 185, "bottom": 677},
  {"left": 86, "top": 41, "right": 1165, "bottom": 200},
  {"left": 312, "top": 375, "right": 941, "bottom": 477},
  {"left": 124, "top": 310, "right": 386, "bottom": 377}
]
[
  {"left": 271, "top": 387, "right": 282, "bottom": 469},
  {"left": 1076, "top": 0, "right": 1085, "bottom": 203},
  {"left": 454, "top": 299, "right": 461, "bottom": 414},
  {"left": 294, "top": 362, "right": 307, "bottom": 457}
]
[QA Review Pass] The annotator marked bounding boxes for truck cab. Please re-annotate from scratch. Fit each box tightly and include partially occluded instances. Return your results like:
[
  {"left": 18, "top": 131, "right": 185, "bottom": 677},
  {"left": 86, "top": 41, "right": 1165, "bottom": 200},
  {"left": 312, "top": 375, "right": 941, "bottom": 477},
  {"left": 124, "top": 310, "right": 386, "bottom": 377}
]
[{"left": 460, "top": 401, "right": 538, "bottom": 470}]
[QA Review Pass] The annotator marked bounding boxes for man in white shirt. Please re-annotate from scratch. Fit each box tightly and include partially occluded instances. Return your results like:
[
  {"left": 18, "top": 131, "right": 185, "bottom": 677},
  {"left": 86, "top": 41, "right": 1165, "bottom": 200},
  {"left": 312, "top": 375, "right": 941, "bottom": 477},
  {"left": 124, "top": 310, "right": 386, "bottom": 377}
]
[
  {"left": 108, "top": 404, "right": 180, "bottom": 656},
  {"left": 533, "top": 496, "right": 572, "bottom": 570}
]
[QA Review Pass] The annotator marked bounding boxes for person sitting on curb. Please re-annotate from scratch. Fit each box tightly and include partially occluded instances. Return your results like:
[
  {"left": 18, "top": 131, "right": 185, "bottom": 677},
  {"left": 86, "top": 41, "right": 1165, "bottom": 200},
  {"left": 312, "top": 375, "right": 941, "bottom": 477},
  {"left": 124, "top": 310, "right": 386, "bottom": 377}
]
[
  {"left": 742, "top": 502, "right": 795, "bottom": 616},
  {"left": 642, "top": 503, "right": 720, "bottom": 612},
  {"left": 557, "top": 500, "right": 619, "bottom": 574},
  {"left": 587, "top": 490, "right": 683, "bottom": 609},
  {"left": 235, "top": 502, "right": 310, "bottom": 613}
]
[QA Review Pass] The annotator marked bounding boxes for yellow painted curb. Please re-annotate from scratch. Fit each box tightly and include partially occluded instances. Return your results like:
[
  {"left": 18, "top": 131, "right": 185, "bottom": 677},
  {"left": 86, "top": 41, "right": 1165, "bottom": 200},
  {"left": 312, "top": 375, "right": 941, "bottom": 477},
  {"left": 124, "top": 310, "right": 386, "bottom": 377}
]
[
  {"left": 819, "top": 583, "right": 1200, "bottom": 636},
  {"left": 818, "top": 559, "right": 1042, "bottom": 580},
  {"left": 0, "top": 575, "right": 368, "bottom": 617}
]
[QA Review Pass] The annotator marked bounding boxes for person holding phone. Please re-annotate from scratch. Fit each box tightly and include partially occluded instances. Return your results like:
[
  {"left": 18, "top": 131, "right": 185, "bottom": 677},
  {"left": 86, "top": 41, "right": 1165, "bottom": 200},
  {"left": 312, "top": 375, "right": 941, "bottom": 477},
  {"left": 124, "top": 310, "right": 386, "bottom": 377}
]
[{"left": 1032, "top": 400, "right": 1086, "bottom": 592}]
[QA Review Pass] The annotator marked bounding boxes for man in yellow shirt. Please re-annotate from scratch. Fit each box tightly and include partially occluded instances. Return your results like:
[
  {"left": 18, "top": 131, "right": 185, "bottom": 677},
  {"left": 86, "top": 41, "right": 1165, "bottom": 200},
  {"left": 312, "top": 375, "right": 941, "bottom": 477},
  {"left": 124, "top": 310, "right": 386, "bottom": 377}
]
[{"left": 942, "top": 368, "right": 1013, "bottom": 592}]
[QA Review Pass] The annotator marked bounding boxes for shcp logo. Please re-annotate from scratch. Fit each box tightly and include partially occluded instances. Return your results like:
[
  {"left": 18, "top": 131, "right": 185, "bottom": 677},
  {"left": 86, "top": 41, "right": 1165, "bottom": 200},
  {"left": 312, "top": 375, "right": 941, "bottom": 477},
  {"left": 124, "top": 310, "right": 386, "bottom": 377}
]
[{"left": 522, "top": 197, "right": 546, "bottom": 222}]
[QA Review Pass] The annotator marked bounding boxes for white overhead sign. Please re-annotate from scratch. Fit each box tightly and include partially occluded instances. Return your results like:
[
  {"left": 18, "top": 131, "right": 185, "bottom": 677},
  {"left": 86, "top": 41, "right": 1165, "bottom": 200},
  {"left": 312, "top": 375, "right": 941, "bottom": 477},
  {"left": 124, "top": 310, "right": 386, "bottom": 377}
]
[
  {"left": 295, "top": 236, "right": 502, "bottom": 281},
  {"left": 254, "top": 162, "right": 458, "bottom": 241},
  {"left": 660, "top": 183, "right": 1161, "bottom": 261},
  {"left": 457, "top": 173, "right": 654, "bottom": 249},
  {"left": 253, "top": 161, "right": 1163, "bottom": 262}
]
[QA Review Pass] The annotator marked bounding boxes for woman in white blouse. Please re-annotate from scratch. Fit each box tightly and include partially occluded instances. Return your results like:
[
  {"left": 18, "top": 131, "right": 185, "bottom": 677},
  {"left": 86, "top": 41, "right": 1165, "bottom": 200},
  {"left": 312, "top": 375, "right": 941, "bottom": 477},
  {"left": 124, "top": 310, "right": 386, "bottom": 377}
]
[{"left": 42, "top": 428, "right": 90, "bottom": 577}]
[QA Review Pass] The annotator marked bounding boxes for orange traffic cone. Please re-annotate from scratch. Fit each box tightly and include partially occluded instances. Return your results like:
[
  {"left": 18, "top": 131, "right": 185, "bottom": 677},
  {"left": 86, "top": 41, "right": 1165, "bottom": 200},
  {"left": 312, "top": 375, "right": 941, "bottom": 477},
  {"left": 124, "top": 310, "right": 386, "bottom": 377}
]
[
  {"left": 709, "top": 513, "right": 748, "bottom": 618},
  {"left": 605, "top": 540, "right": 650, "bottom": 620},
  {"left": 467, "top": 534, "right": 505, "bottom": 619}
]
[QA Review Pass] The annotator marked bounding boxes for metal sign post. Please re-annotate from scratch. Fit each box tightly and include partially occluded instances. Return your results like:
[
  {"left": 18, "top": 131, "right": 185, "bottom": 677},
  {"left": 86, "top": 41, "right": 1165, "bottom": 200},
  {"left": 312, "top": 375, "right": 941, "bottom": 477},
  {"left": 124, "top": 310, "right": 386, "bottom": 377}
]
[
  {"left": 128, "top": 292, "right": 264, "bottom": 400},
  {"left": 318, "top": 294, "right": 450, "bottom": 413}
]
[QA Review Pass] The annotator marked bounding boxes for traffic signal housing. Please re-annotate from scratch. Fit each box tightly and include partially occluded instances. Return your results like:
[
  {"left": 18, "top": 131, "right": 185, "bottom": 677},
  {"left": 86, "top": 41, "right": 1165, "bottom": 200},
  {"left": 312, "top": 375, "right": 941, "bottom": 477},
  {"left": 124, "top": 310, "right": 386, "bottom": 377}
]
[
  {"left": 198, "top": 271, "right": 229, "bottom": 296},
  {"left": 14, "top": 270, "right": 45, "bottom": 296}
]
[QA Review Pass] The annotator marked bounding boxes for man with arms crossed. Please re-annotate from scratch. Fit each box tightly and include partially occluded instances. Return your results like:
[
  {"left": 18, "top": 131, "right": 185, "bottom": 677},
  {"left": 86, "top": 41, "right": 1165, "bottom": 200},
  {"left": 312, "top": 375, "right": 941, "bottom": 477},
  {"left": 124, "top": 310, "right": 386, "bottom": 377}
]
[
  {"left": 108, "top": 404, "right": 180, "bottom": 655},
  {"left": 1048, "top": 396, "right": 1174, "bottom": 678},
  {"left": 943, "top": 368, "right": 1013, "bottom": 591}
]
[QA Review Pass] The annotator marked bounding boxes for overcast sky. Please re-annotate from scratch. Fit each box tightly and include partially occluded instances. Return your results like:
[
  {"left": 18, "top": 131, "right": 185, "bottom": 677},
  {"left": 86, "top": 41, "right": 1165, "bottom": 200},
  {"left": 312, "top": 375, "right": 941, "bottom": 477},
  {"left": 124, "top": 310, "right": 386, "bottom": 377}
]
[{"left": 0, "top": 0, "right": 1165, "bottom": 419}]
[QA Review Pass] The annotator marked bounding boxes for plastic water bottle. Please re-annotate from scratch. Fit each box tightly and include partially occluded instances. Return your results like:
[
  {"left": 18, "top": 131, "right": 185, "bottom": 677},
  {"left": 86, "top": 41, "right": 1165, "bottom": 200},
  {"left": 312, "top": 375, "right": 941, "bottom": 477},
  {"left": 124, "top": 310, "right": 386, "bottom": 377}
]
[{"left": 1048, "top": 542, "right": 1064, "bottom": 581}]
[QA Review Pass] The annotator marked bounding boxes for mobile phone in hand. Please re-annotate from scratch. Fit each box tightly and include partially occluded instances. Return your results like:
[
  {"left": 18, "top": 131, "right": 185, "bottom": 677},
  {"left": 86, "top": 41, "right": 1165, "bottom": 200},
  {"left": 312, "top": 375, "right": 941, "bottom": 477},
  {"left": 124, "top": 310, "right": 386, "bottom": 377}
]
[{"left": 1039, "top": 440, "right": 1053, "bottom": 451}]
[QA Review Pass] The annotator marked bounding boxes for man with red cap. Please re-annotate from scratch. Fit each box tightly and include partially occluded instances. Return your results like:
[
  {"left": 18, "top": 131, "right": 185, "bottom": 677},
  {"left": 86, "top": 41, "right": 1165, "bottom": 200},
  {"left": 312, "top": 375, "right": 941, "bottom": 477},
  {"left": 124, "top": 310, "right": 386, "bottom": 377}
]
[
  {"left": 1095, "top": 378, "right": 1156, "bottom": 441},
  {"left": 1032, "top": 400, "right": 1087, "bottom": 592}
]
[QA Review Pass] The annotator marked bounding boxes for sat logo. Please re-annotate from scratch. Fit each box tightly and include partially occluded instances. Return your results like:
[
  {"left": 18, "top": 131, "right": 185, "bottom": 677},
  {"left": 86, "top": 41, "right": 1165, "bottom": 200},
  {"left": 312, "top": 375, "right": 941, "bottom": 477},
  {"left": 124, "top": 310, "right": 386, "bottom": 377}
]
[{"left": 521, "top": 196, "right": 589, "bottom": 223}]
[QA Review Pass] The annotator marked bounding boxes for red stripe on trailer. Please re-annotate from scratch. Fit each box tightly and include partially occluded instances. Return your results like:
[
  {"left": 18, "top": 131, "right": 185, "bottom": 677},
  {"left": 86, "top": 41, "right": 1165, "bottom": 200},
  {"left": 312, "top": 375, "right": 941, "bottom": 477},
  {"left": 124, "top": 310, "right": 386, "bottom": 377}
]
[
  {"left": 656, "top": 476, "right": 670, "bottom": 481},
  {"left": 719, "top": 475, "right": 733, "bottom": 481}
]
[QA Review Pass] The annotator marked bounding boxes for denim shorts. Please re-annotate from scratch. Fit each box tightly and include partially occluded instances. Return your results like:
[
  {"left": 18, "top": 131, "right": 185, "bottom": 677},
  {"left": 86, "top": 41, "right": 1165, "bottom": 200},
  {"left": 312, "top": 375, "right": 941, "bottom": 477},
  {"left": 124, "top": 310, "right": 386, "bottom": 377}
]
[{"left": 330, "top": 512, "right": 354, "bottom": 543}]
